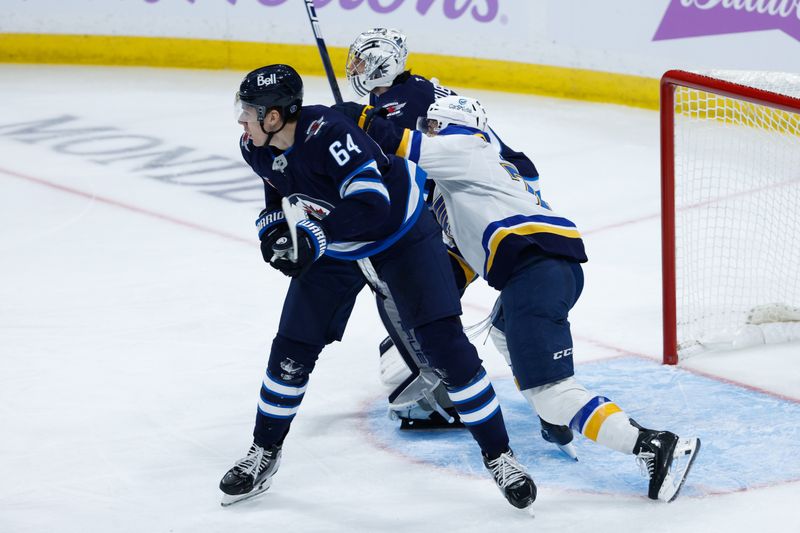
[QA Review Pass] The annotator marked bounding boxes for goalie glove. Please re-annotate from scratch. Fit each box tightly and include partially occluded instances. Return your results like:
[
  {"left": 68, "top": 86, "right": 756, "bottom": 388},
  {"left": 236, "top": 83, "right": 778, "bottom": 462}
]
[
  {"left": 269, "top": 219, "right": 328, "bottom": 278},
  {"left": 331, "top": 102, "right": 388, "bottom": 133},
  {"left": 255, "top": 208, "right": 288, "bottom": 263}
]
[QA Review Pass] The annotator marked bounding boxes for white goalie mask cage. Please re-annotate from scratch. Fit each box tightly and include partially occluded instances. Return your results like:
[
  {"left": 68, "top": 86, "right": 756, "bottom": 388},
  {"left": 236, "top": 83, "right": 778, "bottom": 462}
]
[
  {"left": 419, "top": 95, "right": 489, "bottom": 135},
  {"left": 346, "top": 28, "right": 408, "bottom": 98}
]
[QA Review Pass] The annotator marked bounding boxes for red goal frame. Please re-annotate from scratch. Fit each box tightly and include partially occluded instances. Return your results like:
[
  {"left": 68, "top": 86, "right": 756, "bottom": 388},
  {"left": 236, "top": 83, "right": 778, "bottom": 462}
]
[{"left": 660, "top": 70, "right": 800, "bottom": 365}]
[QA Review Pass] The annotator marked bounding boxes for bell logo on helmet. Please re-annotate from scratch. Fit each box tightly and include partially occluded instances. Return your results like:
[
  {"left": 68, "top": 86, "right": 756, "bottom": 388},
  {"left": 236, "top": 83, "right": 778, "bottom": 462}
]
[{"left": 257, "top": 73, "right": 278, "bottom": 87}]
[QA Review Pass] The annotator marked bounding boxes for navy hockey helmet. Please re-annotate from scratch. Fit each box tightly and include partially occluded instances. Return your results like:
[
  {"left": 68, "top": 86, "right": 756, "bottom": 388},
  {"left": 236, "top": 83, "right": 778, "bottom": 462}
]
[{"left": 236, "top": 64, "right": 304, "bottom": 123}]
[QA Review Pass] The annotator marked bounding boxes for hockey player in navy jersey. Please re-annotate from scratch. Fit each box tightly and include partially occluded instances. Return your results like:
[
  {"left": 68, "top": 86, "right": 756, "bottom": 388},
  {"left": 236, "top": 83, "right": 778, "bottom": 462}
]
[
  {"left": 217, "top": 64, "right": 536, "bottom": 510},
  {"left": 354, "top": 94, "right": 701, "bottom": 503},
  {"left": 337, "top": 27, "right": 575, "bottom": 457}
]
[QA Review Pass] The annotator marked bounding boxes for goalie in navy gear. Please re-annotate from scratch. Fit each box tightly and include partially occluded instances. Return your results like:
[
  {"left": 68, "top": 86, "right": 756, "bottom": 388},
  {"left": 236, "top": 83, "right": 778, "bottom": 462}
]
[
  {"left": 218, "top": 64, "right": 536, "bottom": 510},
  {"left": 337, "top": 28, "right": 575, "bottom": 452}
]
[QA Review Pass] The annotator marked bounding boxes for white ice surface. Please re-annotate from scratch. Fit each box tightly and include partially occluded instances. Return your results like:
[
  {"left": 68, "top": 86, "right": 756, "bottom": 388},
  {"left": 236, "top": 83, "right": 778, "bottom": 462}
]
[{"left": 1, "top": 65, "right": 798, "bottom": 533}]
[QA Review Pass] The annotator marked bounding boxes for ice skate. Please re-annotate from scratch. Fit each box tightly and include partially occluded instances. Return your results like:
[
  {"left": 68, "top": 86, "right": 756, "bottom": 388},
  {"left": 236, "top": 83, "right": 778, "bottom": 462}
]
[
  {"left": 219, "top": 442, "right": 282, "bottom": 507},
  {"left": 483, "top": 449, "right": 537, "bottom": 509},
  {"left": 634, "top": 429, "right": 700, "bottom": 502},
  {"left": 539, "top": 417, "right": 578, "bottom": 461}
]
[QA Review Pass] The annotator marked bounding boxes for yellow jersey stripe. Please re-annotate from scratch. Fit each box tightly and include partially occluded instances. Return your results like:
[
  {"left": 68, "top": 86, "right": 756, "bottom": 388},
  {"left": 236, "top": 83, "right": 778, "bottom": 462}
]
[
  {"left": 448, "top": 249, "right": 477, "bottom": 289},
  {"left": 395, "top": 128, "right": 413, "bottom": 159},
  {"left": 357, "top": 105, "right": 373, "bottom": 130},
  {"left": 486, "top": 223, "right": 582, "bottom": 273}
]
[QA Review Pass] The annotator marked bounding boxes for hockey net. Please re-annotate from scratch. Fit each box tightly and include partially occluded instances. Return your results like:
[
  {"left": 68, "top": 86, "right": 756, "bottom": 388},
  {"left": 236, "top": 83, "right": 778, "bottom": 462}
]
[{"left": 661, "top": 70, "right": 800, "bottom": 364}]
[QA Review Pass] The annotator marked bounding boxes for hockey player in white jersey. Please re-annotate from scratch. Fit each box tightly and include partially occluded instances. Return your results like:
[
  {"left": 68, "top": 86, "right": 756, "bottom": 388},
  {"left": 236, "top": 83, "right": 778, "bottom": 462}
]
[{"left": 359, "top": 95, "right": 701, "bottom": 503}]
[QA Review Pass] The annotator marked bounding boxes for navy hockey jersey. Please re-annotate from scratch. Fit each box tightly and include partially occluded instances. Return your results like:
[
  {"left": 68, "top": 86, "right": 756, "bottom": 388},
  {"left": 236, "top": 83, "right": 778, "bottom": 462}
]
[
  {"left": 370, "top": 72, "right": 539, "bottom": 180},
  {"left": 241, "top": 105, "right": 426, "bottom": 260}
]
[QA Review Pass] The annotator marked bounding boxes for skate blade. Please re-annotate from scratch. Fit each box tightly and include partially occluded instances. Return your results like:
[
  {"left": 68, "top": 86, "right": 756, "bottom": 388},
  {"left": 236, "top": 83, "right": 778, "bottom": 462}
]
[
  {"left": 220, "top": 479, "right": 273, "bottom": 507},
  {"left": 658, "top": 437, "right": 701, "bottom": 503},
  {"left": 556, "top": 442, "right": 579, "bottom": 462}
]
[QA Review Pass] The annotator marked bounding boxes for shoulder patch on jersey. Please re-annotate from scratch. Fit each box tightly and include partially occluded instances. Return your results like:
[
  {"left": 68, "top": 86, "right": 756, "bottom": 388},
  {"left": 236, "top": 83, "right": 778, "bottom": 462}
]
[
  {"left": 305, "top": 117, "right": 327, "bottom": 141},
  {"left": 272, "top": 153, "right": 288, "bottom": 173}
]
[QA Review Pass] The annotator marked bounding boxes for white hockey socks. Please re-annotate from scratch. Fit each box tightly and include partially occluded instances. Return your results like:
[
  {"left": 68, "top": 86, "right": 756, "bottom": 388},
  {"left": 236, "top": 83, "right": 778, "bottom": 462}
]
[{"left": 522, "top": 377, "right": 639, "bottom": 454}]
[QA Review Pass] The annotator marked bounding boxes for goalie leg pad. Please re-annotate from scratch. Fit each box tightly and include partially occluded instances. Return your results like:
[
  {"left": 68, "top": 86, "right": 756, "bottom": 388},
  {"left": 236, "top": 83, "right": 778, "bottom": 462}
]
[
  {"left": 379, "top": 336, "right": 460, "bottom": 428},
  {"left": 379, "top": 336, "right": 414, "bottom": 389}
]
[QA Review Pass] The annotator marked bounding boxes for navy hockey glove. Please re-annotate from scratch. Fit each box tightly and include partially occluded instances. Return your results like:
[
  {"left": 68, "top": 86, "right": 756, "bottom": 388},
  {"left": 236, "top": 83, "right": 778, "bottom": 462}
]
[
  {"left": 256, "top": 208, "right": 288, "bottom": 263},
  {"left": 331, "top": 102, "right": 388, "bottom": 133},
  {"left": 269, "top": 219, "right": 328, "bottom": 278}
]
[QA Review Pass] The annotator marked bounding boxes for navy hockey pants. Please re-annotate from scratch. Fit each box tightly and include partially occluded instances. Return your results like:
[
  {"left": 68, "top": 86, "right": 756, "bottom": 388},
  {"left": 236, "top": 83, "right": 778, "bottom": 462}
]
[
  {"left": 492, "top": 254, "right": 584, "bottom": 390},
  {"left": 253, "top": 209, "right": 509, "bottom": 457}
]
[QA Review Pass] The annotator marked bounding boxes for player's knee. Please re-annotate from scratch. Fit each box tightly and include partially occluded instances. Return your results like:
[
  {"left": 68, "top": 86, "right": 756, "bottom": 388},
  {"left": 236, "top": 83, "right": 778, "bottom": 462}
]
[
  {"left": 414, "top": 316, "right": 481, "bottom": 385},
  {"left": 267, "top": 334, "right": 323, "bottom": 385},
  {"left": 522, "top": 376, "right": 591, "bottom": 427}
]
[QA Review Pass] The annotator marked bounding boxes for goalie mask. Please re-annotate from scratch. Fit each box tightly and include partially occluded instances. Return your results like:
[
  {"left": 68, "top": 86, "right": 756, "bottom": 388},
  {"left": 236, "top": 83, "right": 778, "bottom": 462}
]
[
  {"left": 419, "top": 95, "right": 489, "bottom": 135},
  {"left": 346, "top": 28, "right": 408, "bottom": 98}
]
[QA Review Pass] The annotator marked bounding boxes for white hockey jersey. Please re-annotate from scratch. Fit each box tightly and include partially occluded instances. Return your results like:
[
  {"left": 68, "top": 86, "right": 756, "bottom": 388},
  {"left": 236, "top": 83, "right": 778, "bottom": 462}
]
[{"left": 396, "top": 127, "right": 587, "bottom": 289}]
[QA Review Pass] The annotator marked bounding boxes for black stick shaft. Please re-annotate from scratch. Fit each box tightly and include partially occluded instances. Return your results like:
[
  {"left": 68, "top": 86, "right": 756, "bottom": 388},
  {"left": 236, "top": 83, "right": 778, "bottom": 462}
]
[{"left": 304, "top": 0, "right": 343, "bottom": 104}]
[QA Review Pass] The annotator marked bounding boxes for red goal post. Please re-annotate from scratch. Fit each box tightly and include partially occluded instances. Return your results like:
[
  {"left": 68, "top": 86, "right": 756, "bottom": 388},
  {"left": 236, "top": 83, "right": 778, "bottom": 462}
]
[{"left": 660, "top": 70, "right": 800, "bottom": 365}]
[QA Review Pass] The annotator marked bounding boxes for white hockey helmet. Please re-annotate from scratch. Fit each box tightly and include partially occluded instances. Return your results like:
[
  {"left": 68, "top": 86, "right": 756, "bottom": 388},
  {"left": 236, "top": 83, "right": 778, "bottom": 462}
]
[
  {"left": 421, "top": 95, "right": 489, "bottom": 135},
  {"left": 346, "top": 28, "right": 408, "bottom": 97}
]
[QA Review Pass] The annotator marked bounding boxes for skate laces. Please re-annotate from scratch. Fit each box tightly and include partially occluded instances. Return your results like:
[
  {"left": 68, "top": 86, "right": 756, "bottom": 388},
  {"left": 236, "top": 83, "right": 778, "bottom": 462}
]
[
  {"left": 234, "top": 445, "right": 266, "bottom": 477},
  {"left": 636, "top": 451, "right": 656, "bottom": 478},
  {"left": 486, "top": 452, "right": 528, "bottom": 488}
]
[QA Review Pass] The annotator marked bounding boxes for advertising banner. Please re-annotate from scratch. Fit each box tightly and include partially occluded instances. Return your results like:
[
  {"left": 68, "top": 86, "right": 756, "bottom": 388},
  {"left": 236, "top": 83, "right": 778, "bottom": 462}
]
[{"left": 3, "top": 1, "right": 799, "bottom": 83}]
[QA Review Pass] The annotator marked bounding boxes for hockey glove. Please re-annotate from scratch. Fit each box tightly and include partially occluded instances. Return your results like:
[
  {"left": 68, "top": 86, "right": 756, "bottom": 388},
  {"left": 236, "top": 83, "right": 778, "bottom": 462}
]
[
  {"left": 256, "top": 208, "right": 288, "bottom": 263},
  {"left": 269, "top": 219, "right": 328, "bottom": 278},
  {"left": 331, "top": 102, "right": 388, "bottom": 133}
]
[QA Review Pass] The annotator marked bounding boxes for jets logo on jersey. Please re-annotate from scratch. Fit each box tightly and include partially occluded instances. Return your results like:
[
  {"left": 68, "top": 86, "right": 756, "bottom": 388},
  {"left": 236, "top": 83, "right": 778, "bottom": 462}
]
[
  {"left": 286, "top": 193, "right": 334, "bottom": 221},
  {"left": 381, "top": 101, "right": 407, "bottom": 117},
  {"left": 305, "top": 117, "right": 327, "bottom": 141}
]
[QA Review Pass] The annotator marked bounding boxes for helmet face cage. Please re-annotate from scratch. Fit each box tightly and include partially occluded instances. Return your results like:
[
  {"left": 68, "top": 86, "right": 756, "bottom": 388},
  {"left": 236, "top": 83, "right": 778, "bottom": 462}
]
[
  {"left": 423, "top": 96, "right": 489, "bottom": 134},
  {"left": 346, "top": 28, "right": 408, "bottom": 97}
]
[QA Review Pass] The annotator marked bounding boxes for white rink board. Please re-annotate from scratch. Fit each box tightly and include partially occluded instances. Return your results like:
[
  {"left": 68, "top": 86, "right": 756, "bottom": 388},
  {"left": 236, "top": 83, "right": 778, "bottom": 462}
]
[{"left": 3, "top": 0, "right": 800, "bottom": 76}]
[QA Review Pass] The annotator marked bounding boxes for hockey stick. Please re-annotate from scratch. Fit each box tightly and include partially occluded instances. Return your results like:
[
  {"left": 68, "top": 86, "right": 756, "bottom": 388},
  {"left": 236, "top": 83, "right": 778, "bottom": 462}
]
[{"left": 303, "top": 0, "right": 344, "bottom": 105}]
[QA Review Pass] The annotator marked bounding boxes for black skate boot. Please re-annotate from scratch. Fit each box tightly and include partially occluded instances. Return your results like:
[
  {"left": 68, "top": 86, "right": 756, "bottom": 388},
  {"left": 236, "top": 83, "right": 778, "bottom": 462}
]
[
  {"left": 634, "top": 427, "right": 700, "bottom": 502},
  {"left": 483, "top": 449, "right": 537, "bottom": 509},
  {"left": 219, "top": 442, "right": 282, "bottom": 506},
  {"left": 539, "top": 417, "right": 578, "bottom": 461}
]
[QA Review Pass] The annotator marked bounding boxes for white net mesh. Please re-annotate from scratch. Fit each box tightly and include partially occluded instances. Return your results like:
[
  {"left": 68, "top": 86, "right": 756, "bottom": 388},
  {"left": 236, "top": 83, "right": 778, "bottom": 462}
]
[{"left": 672, "top": 71, "right": 800, "bottom": 357}]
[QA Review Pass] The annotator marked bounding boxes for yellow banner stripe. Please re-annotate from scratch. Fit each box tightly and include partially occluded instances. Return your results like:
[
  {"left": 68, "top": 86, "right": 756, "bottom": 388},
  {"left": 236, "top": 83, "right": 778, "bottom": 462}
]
[
  {"left": 583, "top": 403, "right": 623, "bottom": 442},
  {"left": 486, "top": 223, "right": 582, "bottom": 273},
  {"left": 0, "top": 34, "right": 659, "bottom": 109}
]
